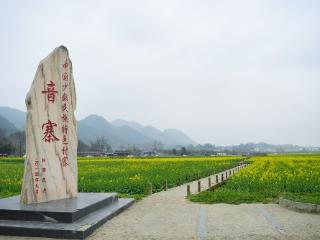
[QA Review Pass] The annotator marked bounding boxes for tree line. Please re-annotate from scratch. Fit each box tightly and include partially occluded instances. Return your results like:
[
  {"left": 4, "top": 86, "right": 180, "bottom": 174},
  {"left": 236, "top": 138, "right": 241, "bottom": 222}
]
[
  {"left": 0, "top": 129, "right": 114, "bottom": 156},
  {"left": 0, "top": 129, "right": 25, "bottom": 156}
]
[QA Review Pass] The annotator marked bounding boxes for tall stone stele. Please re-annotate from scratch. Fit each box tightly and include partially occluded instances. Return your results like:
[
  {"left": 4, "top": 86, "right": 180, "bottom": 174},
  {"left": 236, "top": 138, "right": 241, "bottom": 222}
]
[{"left": 21, "top": 46, "right": 78, "bottom": 204}]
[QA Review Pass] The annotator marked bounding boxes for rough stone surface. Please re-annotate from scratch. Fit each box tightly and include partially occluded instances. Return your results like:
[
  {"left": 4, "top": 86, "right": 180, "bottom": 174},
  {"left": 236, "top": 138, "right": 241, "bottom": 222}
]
[{"left": 21, "top": 46, "right": 77, "bottom": 204}]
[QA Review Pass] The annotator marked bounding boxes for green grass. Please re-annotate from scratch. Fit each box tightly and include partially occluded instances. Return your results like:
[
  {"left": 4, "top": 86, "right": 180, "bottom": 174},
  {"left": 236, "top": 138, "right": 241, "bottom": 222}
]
[
  {"left": 189, "top": 189, "right": 277, "bottom": 204},
  {"left": 282, "top": 192, "right": 320, "bottom": 205},
  {"left": 0, "top": 156, "right": 243, "bottom": 200}
]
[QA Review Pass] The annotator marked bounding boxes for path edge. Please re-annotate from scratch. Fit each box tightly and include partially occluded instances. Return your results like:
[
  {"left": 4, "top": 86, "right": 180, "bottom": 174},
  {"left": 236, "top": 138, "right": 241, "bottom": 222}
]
[{"left": 279, "top": 197, "right": 320, "bottom": 214}]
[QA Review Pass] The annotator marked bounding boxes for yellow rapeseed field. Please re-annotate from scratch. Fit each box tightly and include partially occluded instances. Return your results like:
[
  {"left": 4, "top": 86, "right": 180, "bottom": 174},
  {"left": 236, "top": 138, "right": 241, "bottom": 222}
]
[
  {"left": 232, "top": 155, "right": 320, "bottom": 193},
  {"left": 0, "top": 156, "right": 243, "bottom": 199},
  {"left": 190, "top": 154, "right": 320, "bottom": 204}
]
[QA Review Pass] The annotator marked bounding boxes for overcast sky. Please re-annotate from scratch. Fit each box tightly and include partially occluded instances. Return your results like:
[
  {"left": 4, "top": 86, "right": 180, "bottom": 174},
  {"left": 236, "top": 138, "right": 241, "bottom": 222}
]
[{"left": 0, "top": 0, "right": 319, "bottom": 146}]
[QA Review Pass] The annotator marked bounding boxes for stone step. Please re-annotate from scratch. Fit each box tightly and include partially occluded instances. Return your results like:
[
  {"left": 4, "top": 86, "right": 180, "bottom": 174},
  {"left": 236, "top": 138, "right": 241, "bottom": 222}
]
[
  {"left": 0, "top": 193, "right": 119, "bottom": 223},
  {"left": 0, "top": 196, "right": 134, "bottom": 239}
]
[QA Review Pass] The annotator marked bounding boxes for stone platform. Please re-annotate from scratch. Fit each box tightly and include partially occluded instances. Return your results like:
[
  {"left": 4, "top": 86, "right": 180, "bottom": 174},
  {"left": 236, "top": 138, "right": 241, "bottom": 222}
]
[{"left": 0, "top": 193, "right": 134, "bottom": 239}]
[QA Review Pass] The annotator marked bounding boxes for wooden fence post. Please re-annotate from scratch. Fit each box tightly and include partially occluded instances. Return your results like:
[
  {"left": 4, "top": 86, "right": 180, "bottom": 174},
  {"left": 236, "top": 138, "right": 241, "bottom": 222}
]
[
  {"left": 164, "top": 179, "right": 168, "bottom": 191},
  {"left": 148, "top": 182, "right": 152, "bottom": 195},
  {"left": 187, "top": 184, "right": 191, "bottom": 196},
  {"left": 216, "top": 175, "right": 219, "bottom": 183},
  {"left": 198, "top": 181, "right": 201, "bottom": 192},
  {"left": 221, "top": 173, "right": 224, "bottom": 182},
  {"left": 208, "top": 177, "right": 211, "bottom": 188}
]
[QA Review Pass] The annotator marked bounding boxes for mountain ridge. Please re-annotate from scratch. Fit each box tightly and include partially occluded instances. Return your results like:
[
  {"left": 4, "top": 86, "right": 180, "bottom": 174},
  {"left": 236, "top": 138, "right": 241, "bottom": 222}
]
[
  {"left": 111, "top": 119, "right": 197, "bottom": 146},
  {"left": 0, "top": 107, "right": 26, "bottom": 130},
  {"left": 0, "top": 107, "right": 196, "bottom": 148},
  {"left": 0, "top": 115, "right": 17, "bottom": 136}
]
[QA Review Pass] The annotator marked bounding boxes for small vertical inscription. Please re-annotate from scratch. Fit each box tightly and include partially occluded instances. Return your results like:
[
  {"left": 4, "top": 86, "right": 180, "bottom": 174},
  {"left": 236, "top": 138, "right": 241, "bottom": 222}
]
[{"left": 61, "top": 61, "right": 69, "bottom": 167}]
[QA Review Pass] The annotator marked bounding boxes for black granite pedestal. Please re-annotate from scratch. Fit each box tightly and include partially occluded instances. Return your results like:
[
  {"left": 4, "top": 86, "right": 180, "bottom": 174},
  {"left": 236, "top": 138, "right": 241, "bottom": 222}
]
[{"left": 0, "top": 193, "right": 134, "bottom": 239}]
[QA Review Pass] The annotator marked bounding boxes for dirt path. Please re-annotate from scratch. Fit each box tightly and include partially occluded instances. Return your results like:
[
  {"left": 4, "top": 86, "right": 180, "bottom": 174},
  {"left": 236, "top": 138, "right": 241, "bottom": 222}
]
[{"left": 1, "top": 167, "right": 319, "bottom": 240}]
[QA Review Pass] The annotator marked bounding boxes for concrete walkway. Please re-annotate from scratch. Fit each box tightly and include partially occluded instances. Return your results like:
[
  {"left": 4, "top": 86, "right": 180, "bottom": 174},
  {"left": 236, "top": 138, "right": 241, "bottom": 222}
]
[
  {"left": 87, "top": 167, "right": 320, "bottom": 240},
  {"left": 0, "top": 166, "right": 319, "bottom": 240}
]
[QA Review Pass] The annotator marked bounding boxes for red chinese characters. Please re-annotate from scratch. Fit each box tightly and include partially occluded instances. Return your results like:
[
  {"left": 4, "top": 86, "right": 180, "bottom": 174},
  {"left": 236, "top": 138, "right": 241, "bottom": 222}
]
[
  {"left": 42, "top": 81, "right": 58, "bottom": 103},
  {"left": 40, "top": 61, "right": 70, "bottom": 168},
  {"left": 62, "top": 83, "right": 68, "bottom": 91},
  {"left": 61, "top": 113, "right": 68, "bottom": 122},
  {"left": 62, "top": 146, "right": 68, "bottom": 155},
  {"left": 42, "top": 120, "right": 59, "bottom": 143},
  {"left": 41, "top": 158, "right": 47, "bottom": 194},
  {"left": 33, "top": 158, "right": 47, "bottom": 195},
  {"left": 34, "top": 160, "right": 39, "bottom": 194},
  {"left": 62, "top": 72, "right": 68, "bottom": 81},
  {"left": 62, "top": 93, "right": 68, "bottom": 102},
  {"left": 61, "top": 61, "right": 69, "bottom": 167},
  {"left": 62, "top": 124, "right": 68, "bottom": 135},
  {"left": 62, "top": 102, "right": 68, "bottom": 112}
]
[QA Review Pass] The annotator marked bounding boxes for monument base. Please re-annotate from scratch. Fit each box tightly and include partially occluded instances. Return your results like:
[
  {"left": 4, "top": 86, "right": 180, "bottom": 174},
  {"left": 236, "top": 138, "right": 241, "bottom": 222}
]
[{"left": 0, "top": 193, "right": 134, "bottom": 239}]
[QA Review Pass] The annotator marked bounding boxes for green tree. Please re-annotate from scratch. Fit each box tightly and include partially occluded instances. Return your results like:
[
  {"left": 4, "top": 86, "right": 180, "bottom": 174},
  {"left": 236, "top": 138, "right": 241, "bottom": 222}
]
[
  {"left": 78, "top": 140, "right": 90, "bottom": 152},
  {"left": 172, "top": 148, "right": 177, "bottom": 155},
  {"left": 0, "top": 129, "right": 16, "bottom": 155},
  {"left": 90, "top": 136, "right": 112, "bottom": 152},
  {"left": 8, "top": 131, "right": 26, "bottom": 157},
  {"left": 180, "top": 146, "right": 187, "bottom": 155}
]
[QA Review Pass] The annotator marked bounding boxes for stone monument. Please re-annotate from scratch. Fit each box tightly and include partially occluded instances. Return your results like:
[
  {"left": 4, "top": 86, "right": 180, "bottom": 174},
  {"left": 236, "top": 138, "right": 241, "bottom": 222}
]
[
  {"left": 0, "top": 46, "right": 134, "bottom": 239},
  {"left": 21, "top": 45, "right": 77, "bottom": 204}
]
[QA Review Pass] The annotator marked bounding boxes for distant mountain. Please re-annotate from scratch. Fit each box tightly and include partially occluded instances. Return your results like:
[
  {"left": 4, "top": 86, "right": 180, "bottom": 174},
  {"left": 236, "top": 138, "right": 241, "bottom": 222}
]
[
  {"left": 163, "top": 129, "right": 196, "bottom": 146},
  {"left": 111, "top": 119, "right": 197, "bottom": 146},
  {"left": 112, "top": 119, "right": 166, "bottom": 142},
  {"left": 0, "top": 107, "right": 26, "bottom": 130},
  {"left": 219, "top": 142, "right": 318, "bottom": 153},
  {"left": 112, "top": 119, "right": 145, "bottom": 132},
  {"left": 0, "top": 115, "right": 17, "bottom": 136},
  {"left": 0, "top": 107, "right": 197, "bottom": 148},
  {"left": 78, "top": 115, "right": 152, "bottom": 147}
]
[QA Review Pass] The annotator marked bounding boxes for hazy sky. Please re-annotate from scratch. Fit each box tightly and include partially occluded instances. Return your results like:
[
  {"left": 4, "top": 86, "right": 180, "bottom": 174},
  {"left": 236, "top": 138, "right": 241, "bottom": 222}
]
[{"left": 1, "top": 1, "right": 319, "bottom": 146}]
